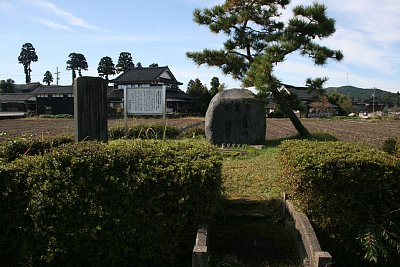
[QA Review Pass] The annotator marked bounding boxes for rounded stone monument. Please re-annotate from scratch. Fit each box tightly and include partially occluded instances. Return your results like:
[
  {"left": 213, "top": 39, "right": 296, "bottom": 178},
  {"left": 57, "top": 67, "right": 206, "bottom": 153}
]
[{"left": 205, "top": 89, "right": 266, "bottom": 145}]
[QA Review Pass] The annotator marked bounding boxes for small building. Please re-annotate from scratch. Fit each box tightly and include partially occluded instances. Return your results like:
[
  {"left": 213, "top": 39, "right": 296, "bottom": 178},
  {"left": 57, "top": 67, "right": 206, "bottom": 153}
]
[
  {"left": 110, "top": 66, "right": 193, "bottom": 113},
  {"left": 353, "top": 97, "right": 389, "bottom": 117},
  {"left": 265, "top": 84, "right": 317, "bottom": 117},
  {"left": 363, "top": 97, "right": 389, "bottom": 115},
  {"left": 264, "top": 84, "right": 341, "bottom": 117},
  {"left": 33, "top": 85, "right": 74, "bottom": 115},
  {"left": 0, "top": 93, "right": 36, "bottom": 113}
]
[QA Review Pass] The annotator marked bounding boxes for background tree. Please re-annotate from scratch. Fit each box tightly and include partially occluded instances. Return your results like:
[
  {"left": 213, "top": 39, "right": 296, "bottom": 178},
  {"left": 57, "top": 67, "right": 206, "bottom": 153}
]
[
  {"left": 18, "top": 43, "right": 38, "bottom": 84},
  {"left": 187, "top": 78, "right": 211, "bottom": 114},
  {"left": 136, "top": 62, "right": 143, "bottom": 68},
  {"left": 97, "top": 56, "right": 116, "bottom": 81},
  {"left": 309, "top": 96, "right": 335, "bottom": 116},
  {"left": 149, "top": 63, "right": 159, "bottom": 67},
  {"left": 0, "top": 79, "right": 15, "bottom": 93},
  {"left": 43, "top": 70, "right": 53, "bottom": 86},
  {"left": 210, "top": 76, "right": 221, "bottom": 97},
  {"left": 327, "top": 92, "right": 353, "bottom": 115},
  {"left": 187, "top": 0, "right": 343, "bottom": 136},
  {"left": 116, "top": 52, "right": 134, "bottom": 73},
  {"left": 66, "top": 53, "right": 88, "bottom": 83}
]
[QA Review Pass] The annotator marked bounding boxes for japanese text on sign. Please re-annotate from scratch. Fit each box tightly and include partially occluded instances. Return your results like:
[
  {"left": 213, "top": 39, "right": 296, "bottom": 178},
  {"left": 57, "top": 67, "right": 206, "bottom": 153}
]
[{"left": 125, "top": 87, "right": 165, "bottom": 115}]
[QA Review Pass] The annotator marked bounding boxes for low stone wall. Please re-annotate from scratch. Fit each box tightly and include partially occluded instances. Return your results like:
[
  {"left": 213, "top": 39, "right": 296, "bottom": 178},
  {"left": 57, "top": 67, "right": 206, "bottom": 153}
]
[
  {"left": 283, "top": 194, "right": 332, "bottom": 267},
  {"left": 192, "top": 223, "right": 208, "bottom": 267}
]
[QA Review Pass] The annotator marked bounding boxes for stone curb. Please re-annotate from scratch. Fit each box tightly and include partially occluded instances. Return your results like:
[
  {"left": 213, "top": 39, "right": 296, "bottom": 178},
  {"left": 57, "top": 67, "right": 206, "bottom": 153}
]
[
  {"left": 192, "top": 223, "right": 208, "bottom": 267},
  {"left": 283, "top": 194, "right": 333, "bottom": 267}
]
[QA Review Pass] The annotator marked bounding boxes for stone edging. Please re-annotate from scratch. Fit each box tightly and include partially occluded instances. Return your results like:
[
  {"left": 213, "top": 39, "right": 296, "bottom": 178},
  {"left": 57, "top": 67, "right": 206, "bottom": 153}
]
[
  {"left": 192, "top": 223, "right": 208, "bottom": 267},
  {"left": 283, "top": 194, "right": 333, "bottom": 267}
]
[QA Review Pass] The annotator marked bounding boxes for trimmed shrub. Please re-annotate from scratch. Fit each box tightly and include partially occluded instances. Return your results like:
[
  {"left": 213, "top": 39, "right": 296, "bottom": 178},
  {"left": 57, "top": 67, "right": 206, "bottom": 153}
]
[
  {"left": 381, "top": 137, "right": 398, "bottom": 155},
  {"left": 279, "top": 140, "right": 400, "bottom": 267},
  {"left": 0, "top": 163, "right": 36, "bottom": 266},
  {"left": 38, "top": 114, "right": 73, "bottom": 119},
  {"left": 395, "top": 139, "right": 400, "bottom": 158},
  {"left": 0, "top": 140, "right": 222, "bottom": 266},
  {"left": 179, "top": 125, "right": 205, "bottom": 139},
  {"left": 0, "top": 136, "right": 74, "bottom": 163},
  {"left": 108, "top": 124, "right": 180, "bottom": 140}
]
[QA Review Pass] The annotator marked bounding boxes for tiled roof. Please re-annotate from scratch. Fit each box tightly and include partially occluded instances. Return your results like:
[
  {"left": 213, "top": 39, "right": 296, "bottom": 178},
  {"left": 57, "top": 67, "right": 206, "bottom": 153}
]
[
  {"left": 14, "top": 83, "right": 41, "bottom": 93},
  {"left": 364, "top": 97, "right": 388, "bottom": 104},
  {"left": 111, "top": 66, "right": 182, "bottom": 85},
  {"left": 282, "top": 84, "right": 317, "bottom": 101},
  {"left": 167, "top": 88, "right": 193, "bottom": 101},
  {"left": 33, "top": 85, "right": 73, "bottom": 94},
  {"left": 0, "top": 93, "right": 32, "bottom": 103}
]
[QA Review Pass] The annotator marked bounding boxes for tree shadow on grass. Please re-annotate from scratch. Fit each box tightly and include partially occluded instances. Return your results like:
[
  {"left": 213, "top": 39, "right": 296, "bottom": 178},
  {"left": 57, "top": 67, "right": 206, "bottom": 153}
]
[{"left": 264, "top": 132, "right": 338, "bottom": 148}]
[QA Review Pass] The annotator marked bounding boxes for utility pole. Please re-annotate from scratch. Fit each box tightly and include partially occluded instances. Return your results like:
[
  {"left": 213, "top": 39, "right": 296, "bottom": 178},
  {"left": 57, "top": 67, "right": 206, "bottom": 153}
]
[
  {"left": 54, "top": 67, "right": 60, "bottom": 85},
  {"left": 372, "top": 87, "right": 375, "bottom": 114}
]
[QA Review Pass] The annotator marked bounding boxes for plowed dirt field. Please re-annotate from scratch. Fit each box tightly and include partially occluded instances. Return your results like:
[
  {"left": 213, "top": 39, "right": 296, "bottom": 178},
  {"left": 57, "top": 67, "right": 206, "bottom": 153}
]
[{"left": 0, "top": 117, "right": 399, "bottom": 148}]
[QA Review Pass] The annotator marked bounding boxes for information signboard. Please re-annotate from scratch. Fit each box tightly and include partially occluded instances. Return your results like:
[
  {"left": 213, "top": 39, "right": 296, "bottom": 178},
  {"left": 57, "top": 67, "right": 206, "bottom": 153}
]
[
  {"left": 123, "top": 86, "right": 167, "bottom": 137},
  {"left": 125, "top": 86, "right": 165, "bottom": 115}
]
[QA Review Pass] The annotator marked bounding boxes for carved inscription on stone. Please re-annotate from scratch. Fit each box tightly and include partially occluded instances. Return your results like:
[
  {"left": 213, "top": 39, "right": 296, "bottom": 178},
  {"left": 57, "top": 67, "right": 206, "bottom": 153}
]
[{"left": 205, "top": 89, "right": 266, "bottom": 145}]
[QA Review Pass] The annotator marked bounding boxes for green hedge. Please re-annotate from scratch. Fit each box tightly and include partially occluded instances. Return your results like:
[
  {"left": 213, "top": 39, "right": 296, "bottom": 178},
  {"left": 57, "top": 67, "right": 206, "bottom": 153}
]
[
  {"left": 38, "top": 114, "right": 73, "bottom": 119},
  {"left": 179, "top": 125, "right": 205, "bottom": 139},
  {"left": 0, "top": 124, "right": 182, "bottom": 164},
  {"left": 0, "top": 136, "right": 74, "bottom": 163},
  {"left": 108, "top": 124, "right": 180, "bottom": 140},
  {"left": 0, "top": 140, "right": 222, "bottom": 266},
  {"left": 279, "top": 140, "right": 400, "bottom": 267},
  {"left": 397, "top": 140, "right": 400, "bottom": 157}
]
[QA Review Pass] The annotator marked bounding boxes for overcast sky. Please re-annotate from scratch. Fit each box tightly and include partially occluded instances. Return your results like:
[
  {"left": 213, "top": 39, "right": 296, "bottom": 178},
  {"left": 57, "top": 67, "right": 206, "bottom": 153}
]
[{"left": 0, "top": 0, "right": 399, "bottom": 93}]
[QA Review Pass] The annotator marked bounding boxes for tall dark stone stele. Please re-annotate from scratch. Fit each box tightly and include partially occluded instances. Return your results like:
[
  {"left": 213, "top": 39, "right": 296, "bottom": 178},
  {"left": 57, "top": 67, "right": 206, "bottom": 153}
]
[
  {"left": 74, "top": 76, "right": 108, "bottom": 142},
  {"left": 205, "top": 89, "right": 266, "bottom": 145}
]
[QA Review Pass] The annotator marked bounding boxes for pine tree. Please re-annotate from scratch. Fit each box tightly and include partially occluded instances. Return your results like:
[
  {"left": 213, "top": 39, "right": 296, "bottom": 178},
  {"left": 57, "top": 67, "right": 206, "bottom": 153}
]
[
  {"left": 43, "top": 70, "right": 53, "bottom": 86},
  {"left": 116, "top": 52, "right": 134, "bottom": 73},
  {"left": 210, "top": 77, "right": 220, "bottom": 97},
  {"left": 66, "top": 53, "right": 88, "bottom": 83},
  {"left": 18, "top": 43, "right": 38, "bottom": 84},
  {"left": 187, "top": 0, "right": 343, "bottom": 136},
  {"left": 97, "top": 56, "right": 116, "bottom": 81}
]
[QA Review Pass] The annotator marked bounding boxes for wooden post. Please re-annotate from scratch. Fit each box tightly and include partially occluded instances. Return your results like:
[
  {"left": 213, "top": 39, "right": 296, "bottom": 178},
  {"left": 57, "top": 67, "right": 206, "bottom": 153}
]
[{"left": 74, "top": 76, "right": 108, "bottom": 142}]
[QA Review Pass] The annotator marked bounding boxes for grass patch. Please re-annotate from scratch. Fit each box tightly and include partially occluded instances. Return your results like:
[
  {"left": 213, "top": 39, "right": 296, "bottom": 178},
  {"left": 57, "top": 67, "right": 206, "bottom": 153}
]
[
  {"left": 210, "top": 133, "right": 336, "bottom": 267},
  {"left": 209, "top": 143, "right": 300, "bottom": 266},
  {"left": 222, "top": 146, "right": 282, "bottom": 200}
]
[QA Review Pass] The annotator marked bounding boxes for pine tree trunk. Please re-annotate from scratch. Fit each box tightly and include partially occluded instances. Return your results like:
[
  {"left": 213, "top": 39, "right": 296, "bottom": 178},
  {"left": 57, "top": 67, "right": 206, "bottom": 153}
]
[{"left": 271, "top": 89, "right": 310, "bottom": 137}]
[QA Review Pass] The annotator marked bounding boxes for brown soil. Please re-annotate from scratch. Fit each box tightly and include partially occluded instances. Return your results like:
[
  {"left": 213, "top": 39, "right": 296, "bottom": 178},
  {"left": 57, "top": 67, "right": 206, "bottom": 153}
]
[
  {"left": 1, "top": 117, "right": 399, "bottom": 147},
  {"left": 0, "top": 117, "right": 204, "bottom": 142},
  {"left": 266, "top": 118, "right": 400, "bottom": 148}
]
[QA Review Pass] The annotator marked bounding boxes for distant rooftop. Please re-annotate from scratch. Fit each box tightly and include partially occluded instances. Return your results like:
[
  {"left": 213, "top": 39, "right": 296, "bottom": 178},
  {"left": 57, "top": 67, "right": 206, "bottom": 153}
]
[
  {"left": 111, "top": 66, "right": 183, "bottom": 85},
  {"left": 33, "top": 85, "right": 73, "bottom": 94}
]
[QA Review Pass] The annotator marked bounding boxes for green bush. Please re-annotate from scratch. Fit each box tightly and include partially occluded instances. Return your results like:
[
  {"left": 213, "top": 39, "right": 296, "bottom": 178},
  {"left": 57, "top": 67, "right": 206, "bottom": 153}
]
[
  {"left": 0, "top": 163, "right": 36, "bottom": 265},
  {"left": 395, "top": 139, "right": 400, "bottom": 158},
  {"left": 279, "top": 140, "right": 400, "bottom": 267},
  {"left": 0, "top": 140, "right": 222, "bottom": 266},
  {"left": 0, "top": 136, "right": 74, "bottom": 163},
  {"left": 108, "top": 124, "right": 180, "bottom": 140},
  {"left": 38, "top": 114, "right": 73, "bottom": 119},
  {"left": 382, "top": 137, "right": 398, "bottom": 155},
  {"left": 179, "top": 125, "right": 205, "bottom": 139}
]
